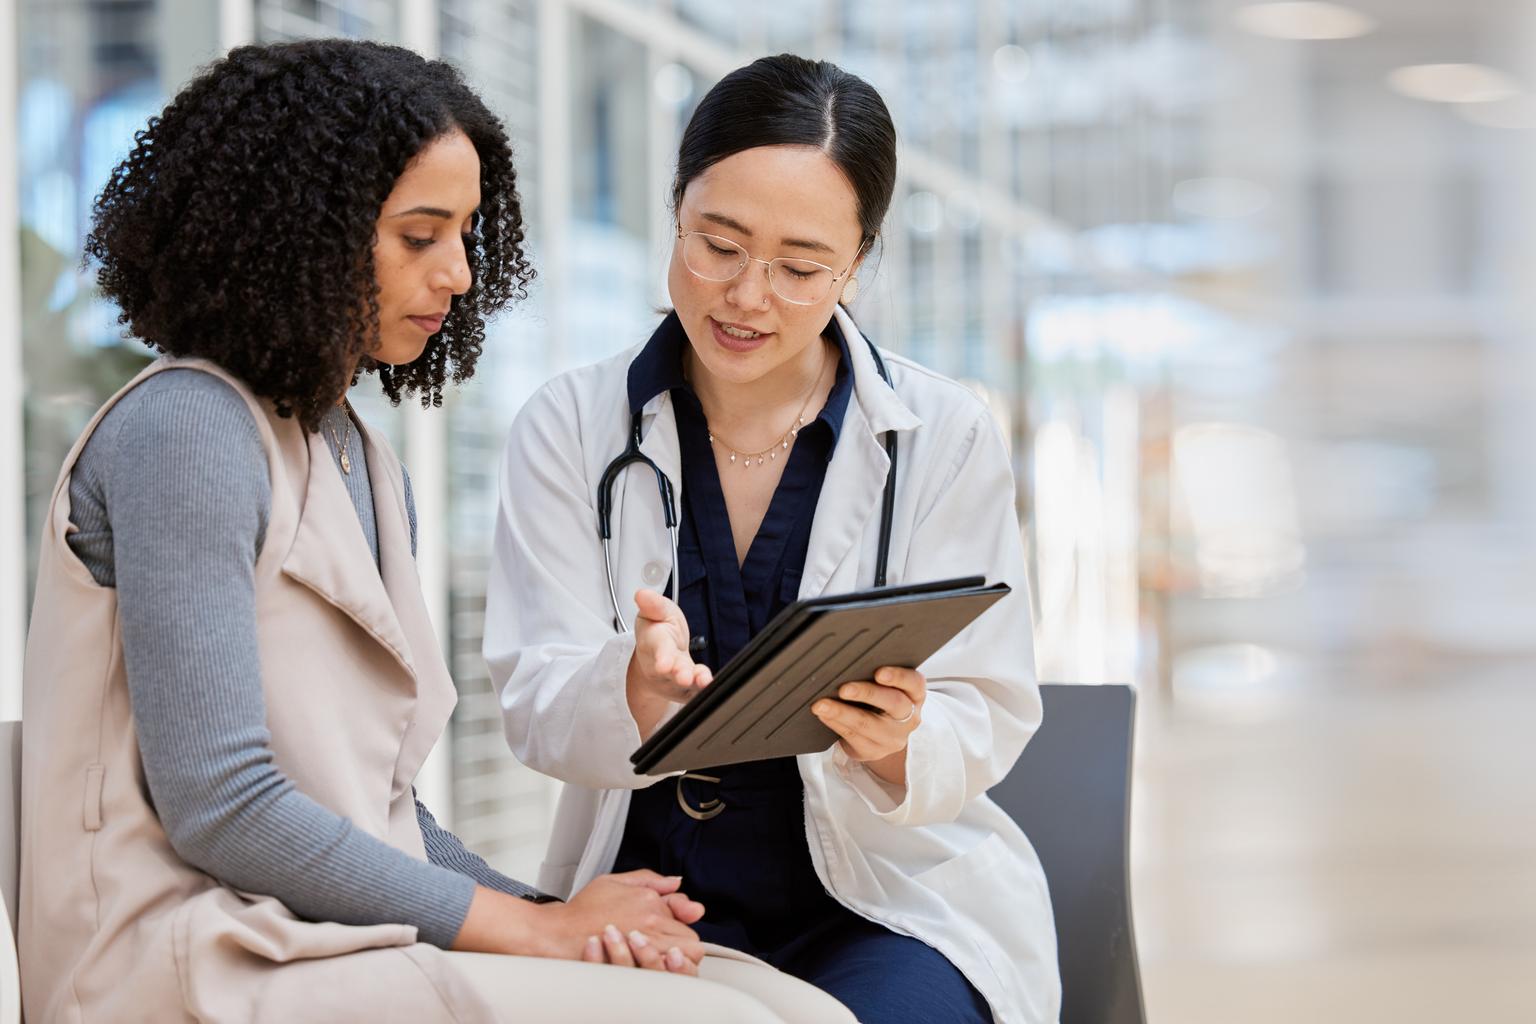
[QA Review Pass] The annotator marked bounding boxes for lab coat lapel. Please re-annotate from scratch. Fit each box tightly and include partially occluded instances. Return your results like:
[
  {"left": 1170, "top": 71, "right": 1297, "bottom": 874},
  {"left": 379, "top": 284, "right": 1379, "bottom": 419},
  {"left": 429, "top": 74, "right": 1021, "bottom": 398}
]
[
  {"left": 609, "top": 392, "right": 683, "bottom": 618},
  {"left": 802, "top": 308, "right": 923, "bottom": 595},
  {"left": 802, "top": 406, "right": 890, "bottom": 595},
  {"left": 637, "top": 393, "right": 682, "bottom": 492}
]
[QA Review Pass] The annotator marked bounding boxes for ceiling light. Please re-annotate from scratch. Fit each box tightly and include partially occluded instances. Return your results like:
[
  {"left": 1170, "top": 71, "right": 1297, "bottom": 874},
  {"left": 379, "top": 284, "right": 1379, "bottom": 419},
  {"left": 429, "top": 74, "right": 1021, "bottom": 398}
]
[
  {"left": 1388, "top": 63, "right": 1521, "bottom": 104},
  {"left": 1234, "top": 2, "right": 1377, "bottom": 41}
]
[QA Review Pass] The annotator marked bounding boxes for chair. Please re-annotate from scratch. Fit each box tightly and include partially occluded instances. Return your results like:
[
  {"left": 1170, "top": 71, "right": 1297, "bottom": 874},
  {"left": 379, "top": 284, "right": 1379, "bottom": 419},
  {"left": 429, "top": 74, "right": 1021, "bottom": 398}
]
[
  {"left": 988, "top": 684, "right": 1146, "bottom": 1024},
  {"left": 1, "top": 720, "right": 21, "bottom": 1023},
  {"left": 0, "top": 693, "right": 1148, "bottom": 1024}
]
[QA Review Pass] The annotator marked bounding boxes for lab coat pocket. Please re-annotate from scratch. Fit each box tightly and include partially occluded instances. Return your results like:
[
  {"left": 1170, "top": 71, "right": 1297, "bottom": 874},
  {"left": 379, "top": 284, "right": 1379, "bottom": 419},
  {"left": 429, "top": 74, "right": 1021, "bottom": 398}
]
[
  {"left": 912, "top": 830, "right": 1009, "bottom": 896},
  {"left": 910, "top": 831, "right": 1044, "bottom": 1002}
]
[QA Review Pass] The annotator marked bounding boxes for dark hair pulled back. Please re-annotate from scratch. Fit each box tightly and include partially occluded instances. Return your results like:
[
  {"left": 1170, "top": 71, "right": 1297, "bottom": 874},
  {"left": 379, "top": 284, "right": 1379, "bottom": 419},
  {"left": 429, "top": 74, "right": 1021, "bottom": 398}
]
[{"left": 672, "top": 54, "right": 897, "bottom": 247}]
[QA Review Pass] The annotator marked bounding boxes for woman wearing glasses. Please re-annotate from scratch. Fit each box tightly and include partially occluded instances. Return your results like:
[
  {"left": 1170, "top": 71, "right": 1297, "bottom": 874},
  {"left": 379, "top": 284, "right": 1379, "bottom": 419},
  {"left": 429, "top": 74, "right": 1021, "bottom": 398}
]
[{"left": 485, "top": 56, "right": 1059, "bottom": 1024}]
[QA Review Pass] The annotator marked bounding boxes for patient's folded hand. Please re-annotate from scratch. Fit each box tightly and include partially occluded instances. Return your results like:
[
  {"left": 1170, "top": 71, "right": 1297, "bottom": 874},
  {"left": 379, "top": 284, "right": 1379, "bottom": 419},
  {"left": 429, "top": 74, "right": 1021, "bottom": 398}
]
[
  {"left": 451, "top": 869, "right": 704, "bottom": 973},
  {"left": 558, "top": 869, "right": 707, "bottom": 974}
]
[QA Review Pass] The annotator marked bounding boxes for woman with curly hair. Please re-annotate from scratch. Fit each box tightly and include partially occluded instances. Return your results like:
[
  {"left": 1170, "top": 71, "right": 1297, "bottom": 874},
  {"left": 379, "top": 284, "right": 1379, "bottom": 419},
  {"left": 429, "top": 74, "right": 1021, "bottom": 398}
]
[{"left": 17, "top": 39, "right": 850, "bottom": 1024}]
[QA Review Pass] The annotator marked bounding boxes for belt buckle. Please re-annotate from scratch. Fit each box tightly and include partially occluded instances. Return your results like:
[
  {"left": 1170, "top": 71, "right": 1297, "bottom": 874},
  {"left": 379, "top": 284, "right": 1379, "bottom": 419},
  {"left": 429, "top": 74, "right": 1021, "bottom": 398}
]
[{"left": 676, "top": 771, "right": 726, "bottom": 821}]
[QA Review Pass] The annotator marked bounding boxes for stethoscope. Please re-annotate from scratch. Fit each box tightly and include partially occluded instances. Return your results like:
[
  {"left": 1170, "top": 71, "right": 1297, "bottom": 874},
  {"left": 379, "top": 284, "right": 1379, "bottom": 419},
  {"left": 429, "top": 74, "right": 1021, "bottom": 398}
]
[{"left": 597, "top": 336, "right": 898, "bottom": 634}]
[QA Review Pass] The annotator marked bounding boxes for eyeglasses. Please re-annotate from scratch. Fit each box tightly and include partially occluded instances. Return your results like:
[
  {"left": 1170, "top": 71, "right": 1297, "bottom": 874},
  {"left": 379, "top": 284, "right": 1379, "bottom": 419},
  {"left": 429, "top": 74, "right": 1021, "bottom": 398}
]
[{"left": 676, "top": 228, "right": 859, "bottom": 306}]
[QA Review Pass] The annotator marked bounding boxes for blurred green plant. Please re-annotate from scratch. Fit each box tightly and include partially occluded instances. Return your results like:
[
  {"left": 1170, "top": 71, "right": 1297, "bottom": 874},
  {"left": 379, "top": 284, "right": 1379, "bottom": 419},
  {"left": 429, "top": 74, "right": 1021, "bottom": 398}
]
[{"left": 19, "top": 225, "right": 152, "bottom": 590}]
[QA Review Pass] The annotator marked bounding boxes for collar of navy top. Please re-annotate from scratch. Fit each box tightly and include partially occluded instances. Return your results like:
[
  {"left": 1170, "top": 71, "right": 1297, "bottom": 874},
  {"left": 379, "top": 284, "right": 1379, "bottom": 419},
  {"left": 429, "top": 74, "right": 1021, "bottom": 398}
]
[
  {"left": 626, "top": 310, "right": 856, "bottom": 455},
  {"left": 600, "top": 306, "right": 915, "bottom": 614}
]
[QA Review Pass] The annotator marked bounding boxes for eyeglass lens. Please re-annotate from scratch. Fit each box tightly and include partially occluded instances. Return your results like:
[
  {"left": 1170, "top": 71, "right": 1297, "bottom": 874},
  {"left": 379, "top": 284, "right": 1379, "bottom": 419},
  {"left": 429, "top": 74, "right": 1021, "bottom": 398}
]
[{"left": 681, "top": 232, "right": 835, "bottom": 305}]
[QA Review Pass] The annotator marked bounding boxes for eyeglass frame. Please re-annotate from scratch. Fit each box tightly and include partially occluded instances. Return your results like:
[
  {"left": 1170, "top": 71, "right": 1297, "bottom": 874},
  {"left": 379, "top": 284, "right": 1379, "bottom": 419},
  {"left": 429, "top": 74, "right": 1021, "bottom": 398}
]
[{"left": 674, "top": 226, "right": 867, "bottom": 306}]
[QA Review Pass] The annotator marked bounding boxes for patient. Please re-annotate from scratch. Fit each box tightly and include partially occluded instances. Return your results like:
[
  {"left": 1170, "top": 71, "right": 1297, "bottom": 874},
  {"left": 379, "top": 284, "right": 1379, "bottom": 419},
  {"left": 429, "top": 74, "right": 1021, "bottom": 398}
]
[{"left": 17, "top": 39, "right": 850, "bottom": 1024}]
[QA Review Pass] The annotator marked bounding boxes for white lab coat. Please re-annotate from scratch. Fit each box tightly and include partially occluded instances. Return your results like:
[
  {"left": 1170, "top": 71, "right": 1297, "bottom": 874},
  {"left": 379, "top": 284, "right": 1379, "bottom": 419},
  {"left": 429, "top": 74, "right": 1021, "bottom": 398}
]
[{"left": 484, "top": 307, "right": 1060, "bottom": 1024}]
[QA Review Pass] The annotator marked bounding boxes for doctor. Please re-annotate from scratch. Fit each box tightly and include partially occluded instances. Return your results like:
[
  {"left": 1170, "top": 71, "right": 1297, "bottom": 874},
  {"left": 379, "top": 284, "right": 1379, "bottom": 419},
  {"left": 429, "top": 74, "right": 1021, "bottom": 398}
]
[{"left": 486, "top": 55, "right": 1060, "bottom": 1024}]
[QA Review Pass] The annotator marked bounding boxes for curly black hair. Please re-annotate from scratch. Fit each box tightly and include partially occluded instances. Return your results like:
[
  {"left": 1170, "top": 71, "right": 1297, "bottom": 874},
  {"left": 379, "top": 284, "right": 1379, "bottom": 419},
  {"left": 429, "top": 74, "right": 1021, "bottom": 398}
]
[{"left": 85, "top": 39, "right": 533, "bottom": 431}]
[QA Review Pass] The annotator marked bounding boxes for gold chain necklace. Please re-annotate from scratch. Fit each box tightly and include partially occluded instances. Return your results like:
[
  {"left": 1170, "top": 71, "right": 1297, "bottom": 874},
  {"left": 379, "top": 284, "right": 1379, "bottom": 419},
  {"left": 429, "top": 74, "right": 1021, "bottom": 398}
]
[
  {"left": 327, "top": 405, "right": 355, "bottom": 475},
  {"left": 706, "top": 346, "right": 829, "bottom": 470}
]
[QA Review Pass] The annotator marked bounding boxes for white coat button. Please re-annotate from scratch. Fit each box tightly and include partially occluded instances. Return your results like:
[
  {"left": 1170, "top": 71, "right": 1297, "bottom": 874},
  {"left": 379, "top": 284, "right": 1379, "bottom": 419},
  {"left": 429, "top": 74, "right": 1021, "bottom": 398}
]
[{"left": 642, "top": 561, "right": 666, "bottom": 585}]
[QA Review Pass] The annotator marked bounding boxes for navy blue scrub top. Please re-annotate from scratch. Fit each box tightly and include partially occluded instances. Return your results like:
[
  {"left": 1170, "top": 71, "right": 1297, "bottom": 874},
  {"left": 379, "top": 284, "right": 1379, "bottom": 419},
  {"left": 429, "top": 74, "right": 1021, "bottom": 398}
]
[
  {"left": 612, "top": 310, "right": 854, "bottom": 957},
  {"left": 610, "top": 316, "right": 996, "bottom": 1024}
]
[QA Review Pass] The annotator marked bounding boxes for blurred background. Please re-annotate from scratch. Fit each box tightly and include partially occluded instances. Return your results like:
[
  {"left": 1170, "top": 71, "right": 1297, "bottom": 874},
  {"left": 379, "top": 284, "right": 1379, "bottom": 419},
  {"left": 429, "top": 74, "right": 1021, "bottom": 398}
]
[{"left": 3, "top": 1, "right": 1535, "bottom": 1020}]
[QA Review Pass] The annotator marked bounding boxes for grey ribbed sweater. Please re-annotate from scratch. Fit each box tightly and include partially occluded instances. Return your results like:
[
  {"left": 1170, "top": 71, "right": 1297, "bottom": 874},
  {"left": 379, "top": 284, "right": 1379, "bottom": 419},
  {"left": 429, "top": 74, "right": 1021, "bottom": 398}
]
[{"left": 65, "top": 368, "right": 538, "bottom": 949}]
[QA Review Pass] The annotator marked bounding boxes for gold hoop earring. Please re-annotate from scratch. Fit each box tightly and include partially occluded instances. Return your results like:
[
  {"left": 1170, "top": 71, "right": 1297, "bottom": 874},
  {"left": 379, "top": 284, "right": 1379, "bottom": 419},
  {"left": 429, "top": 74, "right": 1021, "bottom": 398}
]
[{"left": 841, "top": 277, "right": 860, "bottom": 304}]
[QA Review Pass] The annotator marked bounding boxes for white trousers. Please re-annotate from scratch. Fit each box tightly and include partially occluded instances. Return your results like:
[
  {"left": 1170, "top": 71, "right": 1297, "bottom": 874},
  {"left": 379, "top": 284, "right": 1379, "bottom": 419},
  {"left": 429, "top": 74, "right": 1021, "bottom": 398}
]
[{"left": 447, "top": 943, "right": 858, "bottom": 1024}]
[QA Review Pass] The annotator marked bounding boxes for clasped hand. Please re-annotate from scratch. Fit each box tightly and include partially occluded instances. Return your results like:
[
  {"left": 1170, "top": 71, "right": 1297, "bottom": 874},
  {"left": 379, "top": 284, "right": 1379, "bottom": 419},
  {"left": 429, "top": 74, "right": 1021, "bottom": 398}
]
[
  {"left": 454, "top": 869, "right": 705, "bottom": 974},
  {"left": 557, "top": 871, "right": 706, "bottom": 973}
]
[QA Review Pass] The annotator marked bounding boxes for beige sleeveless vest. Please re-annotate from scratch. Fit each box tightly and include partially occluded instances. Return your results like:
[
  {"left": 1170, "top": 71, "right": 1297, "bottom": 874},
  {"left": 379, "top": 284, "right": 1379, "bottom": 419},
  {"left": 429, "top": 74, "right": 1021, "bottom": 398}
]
[{"left": 19, "top": 358, "right": 499, "bottom": 1022}]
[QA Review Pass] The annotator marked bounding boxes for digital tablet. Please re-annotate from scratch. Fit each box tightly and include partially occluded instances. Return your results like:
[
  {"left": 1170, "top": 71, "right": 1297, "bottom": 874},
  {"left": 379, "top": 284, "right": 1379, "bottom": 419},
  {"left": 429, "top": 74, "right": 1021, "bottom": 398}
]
[{"left": 630, "top": 576, "right": 1011, "bottom": 775}]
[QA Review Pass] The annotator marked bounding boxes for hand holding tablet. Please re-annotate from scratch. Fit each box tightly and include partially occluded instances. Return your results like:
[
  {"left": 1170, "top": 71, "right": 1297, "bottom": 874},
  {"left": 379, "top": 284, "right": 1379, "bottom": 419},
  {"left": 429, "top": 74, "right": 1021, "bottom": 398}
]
[{"left": 630, "top": 576, "right": 1010, "bottom": 775}]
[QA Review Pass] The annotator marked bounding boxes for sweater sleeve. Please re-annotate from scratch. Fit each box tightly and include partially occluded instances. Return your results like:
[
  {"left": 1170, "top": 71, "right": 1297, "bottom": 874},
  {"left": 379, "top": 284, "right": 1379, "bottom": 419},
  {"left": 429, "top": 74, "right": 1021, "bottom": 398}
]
[{"left": 414, "top": 795, "right": 551, "bottom": 900}]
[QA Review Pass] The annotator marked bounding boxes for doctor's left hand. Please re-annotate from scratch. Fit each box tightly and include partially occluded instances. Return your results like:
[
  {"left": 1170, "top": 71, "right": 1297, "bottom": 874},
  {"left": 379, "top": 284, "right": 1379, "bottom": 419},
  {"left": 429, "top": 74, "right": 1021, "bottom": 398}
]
[{"left": 812, "top": 667, "right": 926, "bottom": 788}]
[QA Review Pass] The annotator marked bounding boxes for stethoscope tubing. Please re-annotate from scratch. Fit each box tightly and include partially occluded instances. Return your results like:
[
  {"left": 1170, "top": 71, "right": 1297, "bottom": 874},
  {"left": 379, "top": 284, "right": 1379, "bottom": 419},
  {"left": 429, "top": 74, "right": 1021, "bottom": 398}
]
[{"left": 600, "top": 337, "right": 896, "bottom": 632}]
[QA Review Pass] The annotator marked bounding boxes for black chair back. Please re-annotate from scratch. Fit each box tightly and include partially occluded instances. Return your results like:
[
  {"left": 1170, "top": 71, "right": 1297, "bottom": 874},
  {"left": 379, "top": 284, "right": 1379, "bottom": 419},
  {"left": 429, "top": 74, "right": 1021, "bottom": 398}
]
[{"left": 988, "top": 683, "right": 1146, "bottom": 1024}]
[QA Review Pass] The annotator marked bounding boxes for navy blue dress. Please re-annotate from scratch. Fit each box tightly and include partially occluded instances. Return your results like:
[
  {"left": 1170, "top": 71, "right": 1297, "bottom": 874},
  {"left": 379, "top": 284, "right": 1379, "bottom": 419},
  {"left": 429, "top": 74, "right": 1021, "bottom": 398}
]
[{"left": 613, "top": 313, "right": 993, "bottom": 1024}]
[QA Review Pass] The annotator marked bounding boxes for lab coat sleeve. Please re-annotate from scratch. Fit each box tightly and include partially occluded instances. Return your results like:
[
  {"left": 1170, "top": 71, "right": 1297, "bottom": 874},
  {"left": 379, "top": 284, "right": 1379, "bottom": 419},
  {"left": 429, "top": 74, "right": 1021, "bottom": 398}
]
[
  {"left": 483, "top": 383, "right": 661, "bottom": 790},
  {"left": 834, "top": 403, "right": 1042, "bottom": 826}
]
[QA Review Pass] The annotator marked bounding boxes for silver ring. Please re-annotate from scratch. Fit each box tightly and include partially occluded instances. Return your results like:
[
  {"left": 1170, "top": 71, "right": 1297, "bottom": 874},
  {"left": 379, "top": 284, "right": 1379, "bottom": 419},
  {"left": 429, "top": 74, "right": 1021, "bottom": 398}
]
[{"left": 892, "top": 702, "right": 917, "bottom": 725}]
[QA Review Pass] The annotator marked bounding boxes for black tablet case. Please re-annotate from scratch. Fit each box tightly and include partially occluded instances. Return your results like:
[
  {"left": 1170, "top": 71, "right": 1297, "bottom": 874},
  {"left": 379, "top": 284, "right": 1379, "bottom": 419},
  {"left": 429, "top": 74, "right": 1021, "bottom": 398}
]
[{"left": 630, "top": 576, "right": 1011, "bottom": 774}]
